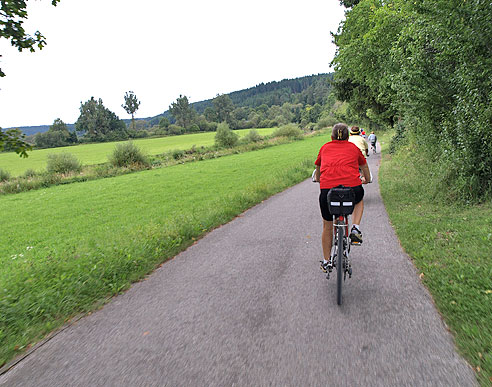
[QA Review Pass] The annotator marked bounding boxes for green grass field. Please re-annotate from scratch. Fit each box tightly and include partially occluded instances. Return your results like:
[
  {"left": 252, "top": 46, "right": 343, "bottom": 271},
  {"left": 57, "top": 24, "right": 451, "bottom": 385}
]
[
  {"left": 0, "top": 132, "right": 327, "bottom": 366},
  {"left": 0, "top": 128, "right": 276, "bottom": 177},
  {"left": 378, "top": 132, "right": 492, "bottom": 386}
]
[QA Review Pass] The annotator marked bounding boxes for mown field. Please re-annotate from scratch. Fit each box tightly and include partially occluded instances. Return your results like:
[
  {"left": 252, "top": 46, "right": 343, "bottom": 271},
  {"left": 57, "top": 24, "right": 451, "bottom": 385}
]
[
  {"left": 0, "top": 132, "right": 327, "bottom": 367},
  {"left": 378, "top": 132, "right": 492, "bottom": 386},
  {"left": 0, "top": 128, "right": 276, "bottom": 177}
]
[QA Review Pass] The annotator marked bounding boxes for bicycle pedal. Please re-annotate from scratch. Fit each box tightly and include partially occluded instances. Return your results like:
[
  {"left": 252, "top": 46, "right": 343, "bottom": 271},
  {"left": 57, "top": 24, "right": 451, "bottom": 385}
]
[{"left": 350, "top": 241, "right": 361, "bottom": 246}]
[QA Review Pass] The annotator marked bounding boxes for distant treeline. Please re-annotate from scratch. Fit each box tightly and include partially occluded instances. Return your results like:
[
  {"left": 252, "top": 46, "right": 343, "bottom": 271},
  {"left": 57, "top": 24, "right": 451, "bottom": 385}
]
[
  {"left": 189, "top": 73, "right": 335, "bottom": 115},
  {"left": 10, "top": 73, "right": 352, "bottom": 150}
]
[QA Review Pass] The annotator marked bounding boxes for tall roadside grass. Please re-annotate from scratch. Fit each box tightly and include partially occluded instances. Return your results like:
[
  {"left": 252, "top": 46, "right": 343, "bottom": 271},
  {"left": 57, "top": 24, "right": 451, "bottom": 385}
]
[
  {"left": 378, "top": 131, "right": 492, "bottom": 386},
  {"left": 0, "top": 133, "right": 327, "bottom": 367}
]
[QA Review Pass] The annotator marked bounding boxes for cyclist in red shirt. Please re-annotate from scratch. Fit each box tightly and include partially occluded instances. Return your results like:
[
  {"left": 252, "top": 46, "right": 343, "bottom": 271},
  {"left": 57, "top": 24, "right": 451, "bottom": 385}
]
[{"left": 314, "top": 123, "right": 371, "bottom": 272}]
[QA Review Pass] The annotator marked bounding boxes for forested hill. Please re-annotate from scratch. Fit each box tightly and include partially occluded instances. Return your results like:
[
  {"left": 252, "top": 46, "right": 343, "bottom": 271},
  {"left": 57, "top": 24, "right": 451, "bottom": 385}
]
[{"left": 189, "top": 73, "right": 333, "bottom": 115}]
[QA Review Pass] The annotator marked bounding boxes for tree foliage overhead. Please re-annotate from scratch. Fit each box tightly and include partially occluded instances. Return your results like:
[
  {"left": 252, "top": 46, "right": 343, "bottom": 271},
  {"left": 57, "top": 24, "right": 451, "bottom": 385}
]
[
  {"left": 0, "top": 0, "right": 60, "bottom": 77},
  {"left": 332, "top": 0, "right": 492, "bottom": 201},
  {"left": 0, "top": 0, "right": 60, "bottom": 156}
]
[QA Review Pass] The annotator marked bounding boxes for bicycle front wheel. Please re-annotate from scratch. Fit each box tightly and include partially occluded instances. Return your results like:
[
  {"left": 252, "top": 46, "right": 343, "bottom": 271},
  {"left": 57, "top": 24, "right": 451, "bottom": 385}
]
[{"left": 336, "top": 226, "right": 344, "bottom": 305}]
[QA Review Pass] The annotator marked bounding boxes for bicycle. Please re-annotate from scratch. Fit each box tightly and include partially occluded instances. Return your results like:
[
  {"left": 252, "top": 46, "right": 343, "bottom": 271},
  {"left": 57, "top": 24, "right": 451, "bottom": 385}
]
[
  {"left": 323, "top": 186, "right": 357, "bottom": 305},
  {"left": 370, "top": 142, "right": 377, "bottom": 154}
]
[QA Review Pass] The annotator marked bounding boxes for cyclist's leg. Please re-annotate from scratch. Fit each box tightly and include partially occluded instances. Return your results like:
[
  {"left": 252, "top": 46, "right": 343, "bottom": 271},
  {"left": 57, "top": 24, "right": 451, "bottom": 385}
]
[
  {"left": 322, "top": 219, "right": 334, "bottom": 260},
  {"left": 352, "top": 200, "right": 364, "bottom": 225},
  {"left": 319, "top": 189, "right": 334, "bottom": 271},
  {"left": 350, "top": 186, "right": 365, "bottom": 243}
]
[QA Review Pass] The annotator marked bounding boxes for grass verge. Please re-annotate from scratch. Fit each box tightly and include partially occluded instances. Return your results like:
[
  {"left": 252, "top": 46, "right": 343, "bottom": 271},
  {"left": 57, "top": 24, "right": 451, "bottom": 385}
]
[
  {"left": 378, "top": 131, "right": 492, "bottom": 386},
  {"left": 0, "top": 133, "right": 327, "bottom": 367}
]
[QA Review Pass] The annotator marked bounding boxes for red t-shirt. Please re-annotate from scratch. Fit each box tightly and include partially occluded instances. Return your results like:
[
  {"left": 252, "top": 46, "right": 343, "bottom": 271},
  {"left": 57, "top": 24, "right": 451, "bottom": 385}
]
[{"left": 315, "top": 140, "right": 367, "bottom": 189}]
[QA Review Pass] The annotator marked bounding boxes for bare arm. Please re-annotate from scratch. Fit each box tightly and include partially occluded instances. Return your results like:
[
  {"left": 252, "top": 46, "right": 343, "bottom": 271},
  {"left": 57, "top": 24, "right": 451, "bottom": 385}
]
[
  {"left": 315, "top": 165, "right": 321, "bottom": 183},
  {"left": 360, "top": 163, "right": 371, "bottom": 184}
]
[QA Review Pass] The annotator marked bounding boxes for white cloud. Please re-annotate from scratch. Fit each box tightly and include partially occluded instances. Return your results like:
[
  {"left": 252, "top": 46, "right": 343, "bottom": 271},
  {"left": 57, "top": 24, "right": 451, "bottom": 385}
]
[{"left": 0, "top": 0, "right": 345, "bottom": 128}]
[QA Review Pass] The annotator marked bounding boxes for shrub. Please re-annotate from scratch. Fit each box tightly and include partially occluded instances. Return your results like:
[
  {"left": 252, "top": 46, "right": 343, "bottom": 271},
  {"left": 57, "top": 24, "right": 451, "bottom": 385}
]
[
  {"left": 316, "top": 116, "right": 337, "bottom": 130},
  {"left": 172, "top": 149, "right": 185, "bottom": 160},
  {"left": 110, "top": 142, "right": 149, "bottom": 168},
  {"left": 258, "top": 119, "right": 276, "bottom": 128},
  {"left": 153, "top": 127, "right": 168, "bottom": 136},
  {"left": 272, "top": 124, "right": 303, "bottom": 139},
  {"left": 0, "top": 169, "right": 11, "bottom": 182},
  {"left": 215, "top": 122, "right": 239, "bottom": 148},
  {"left": 243, "top": 129, "right": 262, "bottom": 143},
  {"left": 188, "top": 124, "right": 200, "bottom": 133},
  {"left": 167, "top": 124, "right": 185, "bottom": 136},
  {"left": 46, "top": 153, "right": 82, "bottom": 174},
  {"left": 41, "top": 173, "right": 62, "bottom": 187},
  {"left": 23, "top": 168, "right": 38, "bottom": 178}
]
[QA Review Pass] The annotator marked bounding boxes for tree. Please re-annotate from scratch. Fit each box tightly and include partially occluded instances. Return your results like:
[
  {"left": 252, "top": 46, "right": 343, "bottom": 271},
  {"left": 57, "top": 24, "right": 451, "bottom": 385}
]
[
  {"left": 203, "top": 106, "right": 216, "bottom": 122},
  {"left": 158, "top": 117, "right": 169, "bottom": 128},
  {"left": 339, "top": 0, "right": 360, "bottom": 8},
  {"left": 332, "top": 0, "right": 492, "bottom": 200},
  {"left": 213, "top": 94, "right": 234, "bottom": 125},
  {"left": 75, "top": 97, "right": 127, "bottom": 142},
  {"left": 169, "top": 95, "right": 196, "bottom": 129},
  {"left": 121, "top": 91, "right": 140, "bottom": 131},
  {"left": 0, "top": 128, "right": 31, "bottom": 157},
  {"left": 34, "top": 118, "right": 77, "bottom": 148},
  {"left": 0, "top": 0, "right": 61, "bottom": 77},
  {"left": 50, "top": 118, "right": 68, "bottom": 132}
]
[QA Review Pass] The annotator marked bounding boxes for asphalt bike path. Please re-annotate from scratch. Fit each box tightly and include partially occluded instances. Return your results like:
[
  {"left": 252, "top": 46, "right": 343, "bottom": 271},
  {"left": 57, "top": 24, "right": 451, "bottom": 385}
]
[{"left": 1, "top": 150, "right": 477, "bottom": 386}]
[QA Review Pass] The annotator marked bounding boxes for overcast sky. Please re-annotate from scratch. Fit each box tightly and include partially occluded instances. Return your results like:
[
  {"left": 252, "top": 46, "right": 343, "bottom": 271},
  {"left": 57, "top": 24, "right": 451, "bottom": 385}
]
[{"left": 0, "top": 0, "right": 345, "bottom": 128}]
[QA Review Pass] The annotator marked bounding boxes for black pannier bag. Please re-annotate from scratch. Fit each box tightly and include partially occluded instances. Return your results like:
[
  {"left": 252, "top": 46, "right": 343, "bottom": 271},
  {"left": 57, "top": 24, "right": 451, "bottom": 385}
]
[{"left": 327, "top": 186, "right": 355, "bottom": 215}]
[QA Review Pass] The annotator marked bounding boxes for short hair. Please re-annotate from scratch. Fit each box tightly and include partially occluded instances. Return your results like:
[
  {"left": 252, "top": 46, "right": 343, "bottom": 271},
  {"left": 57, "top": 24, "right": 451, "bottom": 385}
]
[{"left": 332, "top": 123, "right": 349, "bottom": 141}]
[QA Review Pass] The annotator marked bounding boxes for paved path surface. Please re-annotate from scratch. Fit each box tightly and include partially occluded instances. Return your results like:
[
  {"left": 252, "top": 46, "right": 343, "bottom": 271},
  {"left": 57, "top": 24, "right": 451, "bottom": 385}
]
[{"left": 1, "top": 151, "right": 477, "bottom": 386}]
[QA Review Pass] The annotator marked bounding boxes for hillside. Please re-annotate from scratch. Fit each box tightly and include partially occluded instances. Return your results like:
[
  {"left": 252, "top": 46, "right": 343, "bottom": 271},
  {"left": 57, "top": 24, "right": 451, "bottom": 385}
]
[{"left": 150, "top": 73, "right": 333, "bottom": 125}]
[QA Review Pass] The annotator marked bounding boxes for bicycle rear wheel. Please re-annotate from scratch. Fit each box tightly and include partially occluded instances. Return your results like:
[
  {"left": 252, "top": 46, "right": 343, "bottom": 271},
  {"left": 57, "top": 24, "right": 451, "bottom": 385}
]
[{"left": 336, "top": 226, "right": 344, "bottom": 305}]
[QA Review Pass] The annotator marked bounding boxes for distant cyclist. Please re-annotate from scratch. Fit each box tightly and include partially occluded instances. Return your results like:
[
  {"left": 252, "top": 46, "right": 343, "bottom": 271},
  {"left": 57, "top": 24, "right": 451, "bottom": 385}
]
[
  {"left": 368, "top": 131, "right": 377, "bottom": 154},
  {"left": 314, "top": 123, "right": 371, "bottom": 272},
  {"left": 348, "top": 126, "right": 368, "bottom": 157}
]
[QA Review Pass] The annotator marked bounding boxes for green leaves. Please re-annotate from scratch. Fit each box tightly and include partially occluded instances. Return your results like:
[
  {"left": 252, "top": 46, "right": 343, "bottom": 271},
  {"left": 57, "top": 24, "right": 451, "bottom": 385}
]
[
  {"left": 0, "top": 128, "right": 32, "bottom": 157},
  {"left": 75, "top": 97, "right": 127, "bottom": 142},
  {"left": 0, "top": 0, "right": 61, "bottom": 76},
  {"left": 169, "top": 95, "right": 196, "bottom": 130},
  {"left": 333, "top": 0, "right": 492, "bottom": 201}
]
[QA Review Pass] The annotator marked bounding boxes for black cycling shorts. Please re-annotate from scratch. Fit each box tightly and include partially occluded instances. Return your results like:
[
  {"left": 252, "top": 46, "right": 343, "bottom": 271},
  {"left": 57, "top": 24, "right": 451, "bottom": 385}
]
[{"left": 319, "top": 185, "right": 364, "bottom": 221}]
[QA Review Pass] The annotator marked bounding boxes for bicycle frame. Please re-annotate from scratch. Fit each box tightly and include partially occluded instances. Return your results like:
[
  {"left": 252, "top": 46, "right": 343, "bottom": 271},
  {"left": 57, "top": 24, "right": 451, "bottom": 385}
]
[{"left": 328, "top": 214, "right": 352, "bottom": 305}]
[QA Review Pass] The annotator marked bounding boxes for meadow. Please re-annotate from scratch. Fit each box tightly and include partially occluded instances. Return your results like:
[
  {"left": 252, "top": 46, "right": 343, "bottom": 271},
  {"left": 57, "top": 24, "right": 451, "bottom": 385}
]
[
  {"left": 0, "top": 132, "right": 327, "bottom": 367},
  {"left": 0, "top": 128, "right": 276, "bottom": 177},
  {"left": 378, "top": 132, "right": 492, "bottom": 386}
]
